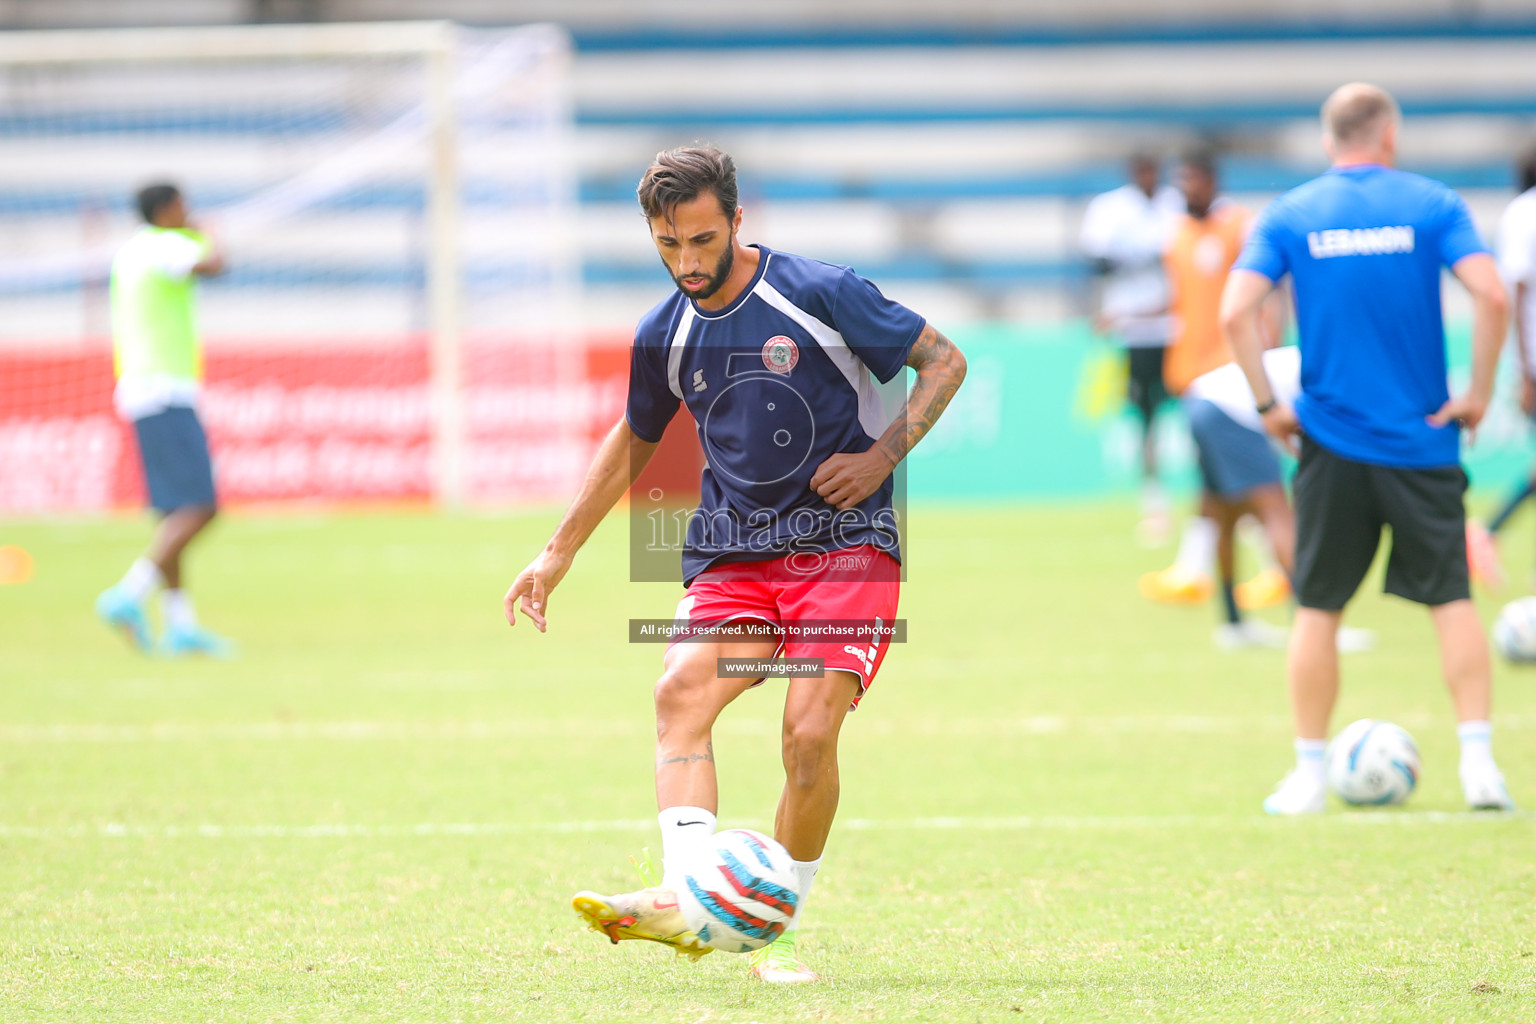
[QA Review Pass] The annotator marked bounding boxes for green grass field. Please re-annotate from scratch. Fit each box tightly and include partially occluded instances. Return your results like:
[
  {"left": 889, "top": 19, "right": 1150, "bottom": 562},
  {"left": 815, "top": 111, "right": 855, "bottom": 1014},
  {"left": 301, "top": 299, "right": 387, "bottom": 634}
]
[{"left": 2, "top": 503, "right": 1534, "bottom": 1023}]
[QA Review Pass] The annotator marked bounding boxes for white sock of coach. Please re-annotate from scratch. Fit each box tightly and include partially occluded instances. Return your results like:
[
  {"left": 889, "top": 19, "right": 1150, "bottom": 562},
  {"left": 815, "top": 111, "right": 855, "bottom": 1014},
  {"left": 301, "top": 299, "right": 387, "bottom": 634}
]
[
  {"left": 1457, "top": 720, "right": 1496, "bottom": 772},
  {"left": 1294, "top": 738, "right": 1327, "bottom": 784}
]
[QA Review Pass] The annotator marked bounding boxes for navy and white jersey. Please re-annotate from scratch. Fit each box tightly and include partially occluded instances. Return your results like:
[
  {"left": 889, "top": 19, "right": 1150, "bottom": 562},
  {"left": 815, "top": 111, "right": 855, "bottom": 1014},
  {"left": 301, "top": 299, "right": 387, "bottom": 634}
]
[
  {"left": 1234, "top": 164, "right": 1488, "bottom": 468},
  {"left": 626, "top": 245, "right": 925, "bottom": 584}
]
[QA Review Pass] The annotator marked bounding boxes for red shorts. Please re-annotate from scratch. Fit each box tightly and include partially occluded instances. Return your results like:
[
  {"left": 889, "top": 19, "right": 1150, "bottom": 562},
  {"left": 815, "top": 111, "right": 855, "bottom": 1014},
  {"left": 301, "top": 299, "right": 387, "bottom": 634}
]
[{"left": 670, "top": 545, "right": 901, "bottom": 708}]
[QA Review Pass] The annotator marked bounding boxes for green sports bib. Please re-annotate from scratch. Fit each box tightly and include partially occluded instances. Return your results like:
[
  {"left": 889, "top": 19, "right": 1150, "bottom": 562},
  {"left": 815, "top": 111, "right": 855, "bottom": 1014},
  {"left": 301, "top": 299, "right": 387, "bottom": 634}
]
[{"left": 110, "top": 227, "right": 209, "bottom": 381}]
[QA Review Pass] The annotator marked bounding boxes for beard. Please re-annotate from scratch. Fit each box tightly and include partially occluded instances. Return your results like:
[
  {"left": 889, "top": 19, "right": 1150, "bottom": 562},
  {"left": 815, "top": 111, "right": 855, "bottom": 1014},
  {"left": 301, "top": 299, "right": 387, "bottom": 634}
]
[{"left": 669, "top": 241, "right": 734, "bottom": 300}]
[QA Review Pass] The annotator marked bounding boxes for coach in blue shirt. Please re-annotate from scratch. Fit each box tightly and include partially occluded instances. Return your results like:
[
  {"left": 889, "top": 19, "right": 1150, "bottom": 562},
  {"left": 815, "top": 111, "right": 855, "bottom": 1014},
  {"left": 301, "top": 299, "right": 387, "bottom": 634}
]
[{"left": 1221, "top": 83, "right": 1513, "bottom": 814}]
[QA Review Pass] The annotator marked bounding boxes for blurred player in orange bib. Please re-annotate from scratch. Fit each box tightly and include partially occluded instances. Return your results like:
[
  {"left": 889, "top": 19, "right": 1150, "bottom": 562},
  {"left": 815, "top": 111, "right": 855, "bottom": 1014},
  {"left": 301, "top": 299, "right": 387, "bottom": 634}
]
[{"left": 1140, "top": 153, "right": 1292, "bottom": 634}]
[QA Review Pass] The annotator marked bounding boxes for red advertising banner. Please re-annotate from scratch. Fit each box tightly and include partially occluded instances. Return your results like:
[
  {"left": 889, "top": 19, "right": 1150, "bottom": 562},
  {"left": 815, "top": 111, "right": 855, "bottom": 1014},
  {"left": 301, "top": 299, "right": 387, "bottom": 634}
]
[{"left": 0, "top": 335, "right": 703, "bottom": 513}]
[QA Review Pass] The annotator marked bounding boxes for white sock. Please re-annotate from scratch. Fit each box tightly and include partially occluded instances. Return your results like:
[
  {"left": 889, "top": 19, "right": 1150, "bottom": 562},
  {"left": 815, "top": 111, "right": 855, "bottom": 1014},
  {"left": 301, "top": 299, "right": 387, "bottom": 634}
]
[
  {"left": 1457, "top": 721, "right": 1495, "bottom": 772},
  {"left": 785, "top": 856, "right": 821, "bottom": 934},
  {"left": 1173, "top": 517, "right": 1218, "bottom": 577},
  {"left": 1294, "top": 738, "right": 1327, "bottom": 783},
  {"left": 160, "top": 589, "right": 198, "bottom": 632},
  {"left": 657, "top": 806, "right": 715, "bottom": 892},
  {"left": 118, "top": 558, "right": 163, "bottom": 602},
  {"left": 1141, "top": 480, "right": 1168, "bottom": 516}
]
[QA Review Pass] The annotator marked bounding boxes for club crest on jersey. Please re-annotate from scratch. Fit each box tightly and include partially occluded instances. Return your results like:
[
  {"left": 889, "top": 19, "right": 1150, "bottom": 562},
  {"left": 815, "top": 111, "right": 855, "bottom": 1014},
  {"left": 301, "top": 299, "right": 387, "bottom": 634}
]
[{"left": 762, "top": 336, "right": 798, "bottom": 374}]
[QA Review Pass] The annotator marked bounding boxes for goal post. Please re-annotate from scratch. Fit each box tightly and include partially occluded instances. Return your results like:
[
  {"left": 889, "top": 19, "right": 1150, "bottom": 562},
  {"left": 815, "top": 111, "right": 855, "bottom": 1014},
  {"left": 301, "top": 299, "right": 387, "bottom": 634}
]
[{"left": 0, "top": 20, "right": 578, "bottom": 511}]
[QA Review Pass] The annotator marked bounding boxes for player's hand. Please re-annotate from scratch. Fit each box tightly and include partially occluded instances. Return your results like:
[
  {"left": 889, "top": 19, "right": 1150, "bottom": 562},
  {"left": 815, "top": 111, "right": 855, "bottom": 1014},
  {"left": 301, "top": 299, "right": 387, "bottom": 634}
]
[
  {"left": 1521, "top": 375, "right": 1536, "bottom": 417},
  {"left": 1261, "top": 402, "right": 1301, "bottom": 457},
  {"left": 1428, "top": 390, "right": 1490, "bottom": 439},
  {"left": 504, "top": 550, "right": 572, "bottom": 632},
  {"left": 809, "top": 450, "right": 896, "bottom": 511}
]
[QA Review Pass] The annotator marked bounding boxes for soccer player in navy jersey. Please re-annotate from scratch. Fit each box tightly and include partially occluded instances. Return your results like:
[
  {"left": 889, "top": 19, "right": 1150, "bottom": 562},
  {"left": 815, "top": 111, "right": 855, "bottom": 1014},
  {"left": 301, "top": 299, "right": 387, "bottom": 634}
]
[
  {"left": 1221, "top": 83, "right": 1514, "bottom": 814},
  {"left": 503, "top": 147, "right": 966, "bottom": 981}
]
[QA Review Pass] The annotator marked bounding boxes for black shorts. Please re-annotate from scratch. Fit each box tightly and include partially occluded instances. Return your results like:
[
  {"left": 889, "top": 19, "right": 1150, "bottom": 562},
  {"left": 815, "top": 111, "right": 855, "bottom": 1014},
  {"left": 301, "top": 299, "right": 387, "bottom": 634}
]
[
  {"left": 1125, "top": 345, "right": 1168, "bottom": 425},
  {"left": 1292, "top": 436, "right": 1468, "bottom": 610}
]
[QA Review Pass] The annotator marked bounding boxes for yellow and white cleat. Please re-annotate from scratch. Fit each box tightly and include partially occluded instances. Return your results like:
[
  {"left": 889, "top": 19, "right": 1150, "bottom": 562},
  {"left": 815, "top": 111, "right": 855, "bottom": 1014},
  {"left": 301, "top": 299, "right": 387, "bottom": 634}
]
[
  {"left": 1235, "top": 567, "right": 1291, "bottom": 610},
  {"left": 747, "top": 931, "right": 819, "bottom": 984},
  {"left": 572, "top": 887, "right": 712, "bottom": 961},
  {"left": 1137, "top": 566, "right": 1213, "bottom": 605}
]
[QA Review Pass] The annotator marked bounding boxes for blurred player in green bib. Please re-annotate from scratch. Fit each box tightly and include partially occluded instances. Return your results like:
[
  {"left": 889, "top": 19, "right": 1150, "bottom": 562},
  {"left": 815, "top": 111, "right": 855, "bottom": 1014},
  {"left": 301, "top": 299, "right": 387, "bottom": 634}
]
[{"left": 95, "top": 182, "right": 233, "bottom": 657}]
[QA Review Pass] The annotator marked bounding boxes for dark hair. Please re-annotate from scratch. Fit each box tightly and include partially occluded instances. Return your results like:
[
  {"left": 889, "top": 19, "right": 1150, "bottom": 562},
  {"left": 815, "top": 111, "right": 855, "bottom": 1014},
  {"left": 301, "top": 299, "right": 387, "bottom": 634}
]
[
  {"left": 1181, "top": 148, "right": 1218, "bottom": 180},
  {"left": 136, "top": 182, "right": 181, "bottom": 224},
  {"left": 1520, "top": 145, "right": 1536, "bottom": 194},
  {"left": 637, "top": 146, "right": 738, "bottom": 221}
]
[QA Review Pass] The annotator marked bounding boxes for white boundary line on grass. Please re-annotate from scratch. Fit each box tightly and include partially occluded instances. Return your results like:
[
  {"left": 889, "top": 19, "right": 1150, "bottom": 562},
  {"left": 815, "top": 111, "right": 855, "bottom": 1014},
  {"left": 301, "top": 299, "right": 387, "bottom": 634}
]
[
  {"left": 0, "top": 811, "right": 1528, "bottom": 840},
  {"left": 5, "top": 712, "right": 1535, "bottom": 743}
]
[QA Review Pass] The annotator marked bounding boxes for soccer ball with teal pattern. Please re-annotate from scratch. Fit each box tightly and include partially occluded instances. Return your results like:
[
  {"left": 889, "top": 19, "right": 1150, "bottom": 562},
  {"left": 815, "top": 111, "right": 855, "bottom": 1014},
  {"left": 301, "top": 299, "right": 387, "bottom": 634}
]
[
  {"left": 677, "top": 828, "right": 800, "bottom": 953},
  {"left": 1326, "top": 718, "right": 1420, "bottom": 806}
]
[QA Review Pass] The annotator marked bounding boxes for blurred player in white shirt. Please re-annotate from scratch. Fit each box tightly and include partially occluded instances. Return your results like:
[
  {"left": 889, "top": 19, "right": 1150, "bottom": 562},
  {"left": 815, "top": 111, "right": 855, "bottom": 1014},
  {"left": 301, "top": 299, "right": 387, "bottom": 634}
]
[
  {"left": 1182, "top": 348, "right": 1298, "bottom": 649},
  {"left": 1473, "top": 146, "right": 1536, "bottom": 586},
  {"left": 1080, "top": 153, "right": 1184, "bottom": 543},
  {"left": 1182, "top": 350, "right": 1377, "bottom": 653}
]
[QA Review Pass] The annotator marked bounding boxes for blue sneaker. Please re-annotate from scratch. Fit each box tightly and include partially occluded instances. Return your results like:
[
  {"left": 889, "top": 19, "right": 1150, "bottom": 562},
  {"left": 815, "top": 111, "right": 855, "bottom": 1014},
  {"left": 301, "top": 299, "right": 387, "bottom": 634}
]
[
  {"left": 160, "top": 624, "right": 237, "bottom": 659},
  {"left": 95, "top": 586, "right": 153, "bottom": 653}
]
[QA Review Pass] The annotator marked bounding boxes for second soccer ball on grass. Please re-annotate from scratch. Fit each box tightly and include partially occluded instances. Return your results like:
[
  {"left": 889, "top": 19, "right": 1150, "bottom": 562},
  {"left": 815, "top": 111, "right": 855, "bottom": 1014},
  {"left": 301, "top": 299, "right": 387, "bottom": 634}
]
[
  {"left": 1326, "top": 719, "right": 1420, "bottom": 806},
  {"left": 1491, "top": 596, "right": 1536, "bottom": 663}
]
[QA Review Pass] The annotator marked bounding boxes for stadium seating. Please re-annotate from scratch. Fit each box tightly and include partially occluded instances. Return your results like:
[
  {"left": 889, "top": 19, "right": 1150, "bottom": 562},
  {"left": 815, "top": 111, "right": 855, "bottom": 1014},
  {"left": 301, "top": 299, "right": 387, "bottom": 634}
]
[{"left": 2, "top": 5, "right": 1533, "bottom": 338}]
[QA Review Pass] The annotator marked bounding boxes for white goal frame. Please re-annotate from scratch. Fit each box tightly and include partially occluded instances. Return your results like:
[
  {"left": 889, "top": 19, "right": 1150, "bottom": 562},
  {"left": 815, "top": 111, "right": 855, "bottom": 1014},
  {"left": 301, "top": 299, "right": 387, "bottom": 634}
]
[{"left": 0, "top": 21, "right": 574, "bottom": 507}]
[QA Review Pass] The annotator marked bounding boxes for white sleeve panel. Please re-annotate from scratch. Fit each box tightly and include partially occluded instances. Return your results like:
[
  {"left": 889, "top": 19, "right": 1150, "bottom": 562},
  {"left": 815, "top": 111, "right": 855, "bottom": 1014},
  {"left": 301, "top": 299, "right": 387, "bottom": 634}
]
[
  {"left": 1078, "top": 191, "right": 1116, "bottom": 257},
  {"left": 145, "top": 232, "right": 207, "bottom": 279},
  {"left": 1498, "top": 196, "right": 1536, "bottom": 285}
]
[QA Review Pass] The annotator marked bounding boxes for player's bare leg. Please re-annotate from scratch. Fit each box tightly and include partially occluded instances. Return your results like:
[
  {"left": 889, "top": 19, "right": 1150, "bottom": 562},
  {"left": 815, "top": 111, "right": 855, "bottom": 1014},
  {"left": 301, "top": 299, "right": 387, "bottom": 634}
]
[
  {"left": 1431, "top": 600, "right": 1512, "bottom": 809},
  {"left": 1135, "top": 399, "right": 1171, "bottom": 547},
  {"left": 96, "top": 503, "right": 218, "bottom": 654},
  {"left": 1246, "top": 485, "right": 1295, "bottom": 576},
  {"left": 1287, "top": 607, "right": 1340, "bottom": 739},
  {"left": 774, "top": 670, "right": 861, "bottom": 860},
  {"left": 572, "top": 630, "right": 774, "bottom": 958},
  {"left": 1431, "top": 600, "right": 1491, "bottom": 722},
  {"left": 1235, "top": 490, "right": 1294, "bottom": 605},
  {"left": 147, "top": 504, "right": 232, "bottom": 657},
  {"left": 1214, "top": 498, "right": 1237, "bottom": 586},
  {"left": 148, "top": 504, "right": 216, "bottom": 589},
  {"left": 1139, "top": 489, "right": 1217, "bottom": 605},
  {"left": 653, "top": 630, "right": 777, "bottom": 812},
  {"left": 748, "top": 670, "right": 861, "bottom": 984},
  {"left": 1264, "top": 607, "right": 1340, "bottom": 814},
  {"left": 1213, "top": 499, "right": 1283, "bottom": 649}
]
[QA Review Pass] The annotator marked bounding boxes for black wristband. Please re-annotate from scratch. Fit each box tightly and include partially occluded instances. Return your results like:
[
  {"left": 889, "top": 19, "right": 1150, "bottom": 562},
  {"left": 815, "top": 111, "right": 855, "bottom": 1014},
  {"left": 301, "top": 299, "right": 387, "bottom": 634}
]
[{"left": 1255, "top": 398, "right": 1277, "bottom": 415}]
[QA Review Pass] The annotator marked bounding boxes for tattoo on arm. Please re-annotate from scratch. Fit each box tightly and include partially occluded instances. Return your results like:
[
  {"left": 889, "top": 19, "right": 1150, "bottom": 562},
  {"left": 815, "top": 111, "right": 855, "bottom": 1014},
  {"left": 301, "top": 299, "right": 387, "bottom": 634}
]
[
  {"left": 873, "top": 324, "right": 967, "bottom": 468},
  {"left": 658, "top": 741, "right": 714, "bottom": 767}
]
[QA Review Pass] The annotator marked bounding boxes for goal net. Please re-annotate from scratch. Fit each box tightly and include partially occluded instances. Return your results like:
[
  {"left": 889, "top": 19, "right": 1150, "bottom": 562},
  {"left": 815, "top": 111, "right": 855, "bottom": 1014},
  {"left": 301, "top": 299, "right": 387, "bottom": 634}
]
[{"left": 0, "top": 21, "right": 584, "bottom": 512}]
